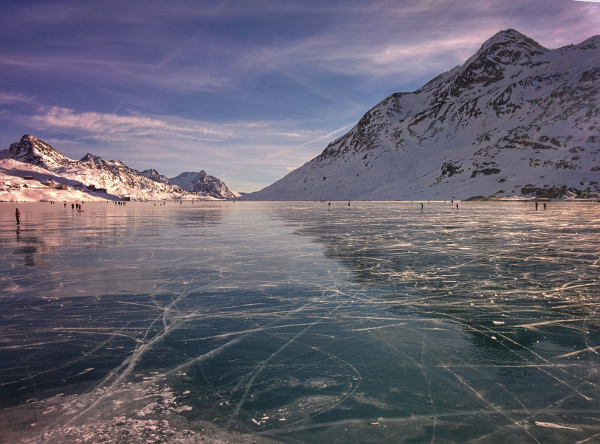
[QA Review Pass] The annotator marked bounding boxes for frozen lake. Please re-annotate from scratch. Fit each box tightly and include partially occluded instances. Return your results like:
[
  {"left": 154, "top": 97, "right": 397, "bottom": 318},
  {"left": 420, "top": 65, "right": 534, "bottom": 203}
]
[{"left": 1, "top": 200, "right": 599, "bottom": 443}]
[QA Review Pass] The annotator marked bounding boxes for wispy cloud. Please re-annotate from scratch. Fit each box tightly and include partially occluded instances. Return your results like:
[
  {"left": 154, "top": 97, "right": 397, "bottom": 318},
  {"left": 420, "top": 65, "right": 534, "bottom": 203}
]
[
  {"left": 267, "top": 124, "right": 354, "bottom": 160},
  {"left": 25, "top": 105, "right": 342, "bottom": 180},
  {"left": 31, "top": 107, "right": 225, "bottom": 142},
  {"left": 0, "top": 91, "right": 36, "bottom": 105}
]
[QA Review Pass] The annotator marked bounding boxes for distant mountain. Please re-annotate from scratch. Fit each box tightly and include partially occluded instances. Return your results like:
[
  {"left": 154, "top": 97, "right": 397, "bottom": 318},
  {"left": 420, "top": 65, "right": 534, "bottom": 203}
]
[
  {"left": 140, "top": 169, "right": 169, "bottom": 184},
  {"left": 169, "top": 171, "right": 240, "bottom": 199},
  {"left": 245, "top": 29, "right": 600, "bottom": 201},
  {"left": 0, "top": 135, "right": 239, "bottom": 201}
]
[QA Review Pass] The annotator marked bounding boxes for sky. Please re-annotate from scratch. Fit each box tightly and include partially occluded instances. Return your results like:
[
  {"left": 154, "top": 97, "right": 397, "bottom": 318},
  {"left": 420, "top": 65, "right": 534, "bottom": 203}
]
[{"left": 1, "top": 0, "right": 599, "bottom": 192}]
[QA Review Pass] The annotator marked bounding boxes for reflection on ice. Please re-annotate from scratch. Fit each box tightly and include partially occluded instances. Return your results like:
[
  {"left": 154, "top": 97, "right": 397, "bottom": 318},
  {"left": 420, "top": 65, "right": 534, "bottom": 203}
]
[{"left": 0, "top": 201, "right": 599, "bottom": 443}]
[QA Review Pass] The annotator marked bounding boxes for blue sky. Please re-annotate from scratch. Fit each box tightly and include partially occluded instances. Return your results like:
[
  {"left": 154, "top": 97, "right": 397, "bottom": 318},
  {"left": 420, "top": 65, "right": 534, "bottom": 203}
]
[{"left": 1, "top": 0, "right": 598, "bottom": 192}]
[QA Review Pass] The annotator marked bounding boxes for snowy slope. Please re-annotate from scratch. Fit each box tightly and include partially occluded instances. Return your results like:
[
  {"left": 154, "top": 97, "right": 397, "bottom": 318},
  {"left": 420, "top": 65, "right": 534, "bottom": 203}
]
[
  {"left": 245, "top": 29, "right": 600, "bottom": 201},
  {"left": 0, "top": 135, "right": 239, "bottom": 201},
  {"left": 0, "top": 158, "right": 111, "bottom": 202}
]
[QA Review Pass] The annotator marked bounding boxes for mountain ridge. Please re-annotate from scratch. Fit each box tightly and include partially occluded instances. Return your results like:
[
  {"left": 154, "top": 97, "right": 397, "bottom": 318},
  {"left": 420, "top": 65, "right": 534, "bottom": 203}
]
[
  {"left": 0, "top": 135, "right": 239, "bottom": 201},
  {"left": 244, "top": 29, "right": 600, "bottom": 201}
]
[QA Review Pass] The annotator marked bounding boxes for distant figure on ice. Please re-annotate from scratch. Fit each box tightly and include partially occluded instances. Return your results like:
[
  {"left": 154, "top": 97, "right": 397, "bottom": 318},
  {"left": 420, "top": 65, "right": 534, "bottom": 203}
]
[
  {"left": 543, "top": 203, "right": 547, "bottom": 210},
  {"left": 535, "top": 201, "right": 538, "bottom": 210},
  {"left": 15, "top": 208, "right": 20, "bottom": 224}
]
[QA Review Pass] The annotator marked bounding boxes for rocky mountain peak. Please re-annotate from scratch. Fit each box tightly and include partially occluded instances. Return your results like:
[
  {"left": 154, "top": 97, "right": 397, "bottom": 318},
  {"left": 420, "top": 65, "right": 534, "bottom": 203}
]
[
  {"left": 141, "top": 169, "right": 169, "bottom": 184},
  {"left": 169, "top": 170, "right": 240, "bottom": 199},
  {"left": 2, "top": 134, "right": 72, "bottom": 169},
  {"left": 445, "top": 29, "right": 549, "bottom": 97},
  {"left": 80, "top": 153, "right": 115, "bottom": 170},
  {"left": 81, "top": 152, "right": 101, "bottom": 163},
  {"left": 579, "top": 35, "right": 600, "bottom": 50},
  {"left": 477, "top": 29, "right": 546, "bottom": 58}
]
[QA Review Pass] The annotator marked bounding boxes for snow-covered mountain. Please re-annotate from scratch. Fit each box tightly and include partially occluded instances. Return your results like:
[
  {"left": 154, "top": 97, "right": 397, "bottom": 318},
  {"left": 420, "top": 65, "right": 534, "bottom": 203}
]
[
  {"left": 245, "top": 29, "right": 600, "bottom": 201},
  {"left": 5, "top": 134, "right": 73, "bottom": 169},
  {"left": 140, "top": 169, "right": 169, "bottom": 184},
  {"left": 169, "top": 171, "right": 240, "bottom": 199},
  {"left": 0, "top": 134, "right": 238, "bottom": 201}
]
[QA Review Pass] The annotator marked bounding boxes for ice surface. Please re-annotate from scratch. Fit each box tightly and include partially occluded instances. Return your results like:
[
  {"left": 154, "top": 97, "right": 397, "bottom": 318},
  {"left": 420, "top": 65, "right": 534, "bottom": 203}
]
[{"left": 1, "top": 201, "right": 599, "bottom": 443}]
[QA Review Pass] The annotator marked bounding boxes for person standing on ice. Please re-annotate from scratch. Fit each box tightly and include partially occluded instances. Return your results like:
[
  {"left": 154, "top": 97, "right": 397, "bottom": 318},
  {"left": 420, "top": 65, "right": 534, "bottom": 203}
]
[{"left": 15, "top": 208, "right": 20, "bottom": 225}]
